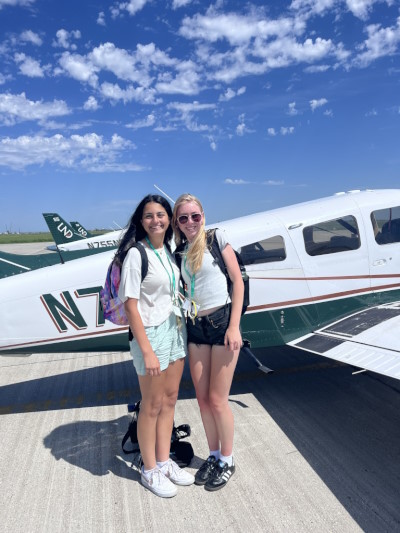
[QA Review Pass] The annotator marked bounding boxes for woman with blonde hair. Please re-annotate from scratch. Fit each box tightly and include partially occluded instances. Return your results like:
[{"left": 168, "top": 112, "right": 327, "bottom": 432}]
[{"left": 172, "top": 193, "right": 244, "bottom": 491}]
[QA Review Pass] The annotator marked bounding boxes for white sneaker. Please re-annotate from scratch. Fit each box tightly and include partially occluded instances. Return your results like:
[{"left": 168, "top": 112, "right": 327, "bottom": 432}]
[
  {"left": 141, "top": 467, "right": 177, "bottom": 498},
  {"left": 160, "top": 458, "right": 195, "bottom": 486}
]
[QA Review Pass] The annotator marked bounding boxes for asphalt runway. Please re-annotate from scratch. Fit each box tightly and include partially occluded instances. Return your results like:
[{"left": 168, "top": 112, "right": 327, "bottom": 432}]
[
  {"left": 0, "top": 242, "right": 55, "bottom": 255},
  {"left": 1, "top": 242, "right": 400, "bottom": 532},
  {"left": 0, "top": 345, "right": 399, "bottom": 533}
]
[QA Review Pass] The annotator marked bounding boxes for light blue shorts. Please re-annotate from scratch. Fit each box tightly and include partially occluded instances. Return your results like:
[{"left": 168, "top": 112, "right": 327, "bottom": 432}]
[{"left": 129, "top": 313, "right": 187, "bottom": 376}]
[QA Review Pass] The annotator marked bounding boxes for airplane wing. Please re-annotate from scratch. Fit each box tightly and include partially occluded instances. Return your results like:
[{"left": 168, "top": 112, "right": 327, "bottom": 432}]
[
  {"left": 0, "top": 248, "right": 115, "bottom": 278},
  {"left": 288, "top": 302, "right": 400, "bottom": 380}
]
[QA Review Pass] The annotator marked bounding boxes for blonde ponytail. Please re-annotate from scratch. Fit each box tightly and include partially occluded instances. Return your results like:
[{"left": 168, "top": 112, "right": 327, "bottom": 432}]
[{"left": 172, "top": 193, "right": 206, "bottom": 274}]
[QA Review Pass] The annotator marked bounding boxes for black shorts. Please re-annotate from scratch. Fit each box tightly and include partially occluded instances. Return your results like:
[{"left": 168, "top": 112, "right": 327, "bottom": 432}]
[{"left": 187, "top": 304, "right": 231, "bottom": 346}]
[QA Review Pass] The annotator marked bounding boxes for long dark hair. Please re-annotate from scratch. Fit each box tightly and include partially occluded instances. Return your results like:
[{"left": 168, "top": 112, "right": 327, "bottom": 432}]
[{"left": 114, "top": 194, "right": 173, "bottom": 267}]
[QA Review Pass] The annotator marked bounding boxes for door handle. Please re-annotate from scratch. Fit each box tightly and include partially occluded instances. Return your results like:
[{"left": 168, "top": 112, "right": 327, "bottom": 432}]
[{"left": 372, "top": 259, "right": 387, "bottom": 266}]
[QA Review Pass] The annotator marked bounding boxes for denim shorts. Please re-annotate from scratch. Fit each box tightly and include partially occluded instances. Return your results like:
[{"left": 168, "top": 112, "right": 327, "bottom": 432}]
[
  {"left": 187, "top": 304, "right": 231, "bottom": 346},
  {"left": 129, "top": 313, "right": 187, "bottom": 376}
]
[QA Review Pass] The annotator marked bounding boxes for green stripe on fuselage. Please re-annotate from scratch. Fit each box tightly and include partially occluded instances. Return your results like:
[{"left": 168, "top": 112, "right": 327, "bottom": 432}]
[{"left": 3, "top": 289, "right": 400, "bottom": 354}]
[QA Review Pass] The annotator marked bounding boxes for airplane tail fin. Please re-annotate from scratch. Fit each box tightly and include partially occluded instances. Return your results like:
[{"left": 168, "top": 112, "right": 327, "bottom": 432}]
[
  {"left": 43, "top": 213, "right": 85, "bottom": 245},
  {"left": 70, "top": 221, "right": 93, "bottom": 239}
]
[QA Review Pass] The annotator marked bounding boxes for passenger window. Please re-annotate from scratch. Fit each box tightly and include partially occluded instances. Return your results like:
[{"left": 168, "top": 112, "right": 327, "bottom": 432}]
[
  {"left": 303, "top": 215, "right": 361, "bottom": 256},
  {"left": 238, "top": 236, "right": 286, "bottom": 265},
  {"left": 371, "top": 206, "right": 400, "bottom": 245}
]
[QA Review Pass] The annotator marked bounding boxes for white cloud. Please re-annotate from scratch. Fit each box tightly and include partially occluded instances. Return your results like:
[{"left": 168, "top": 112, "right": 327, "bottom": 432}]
[
  {"left": 267, "top": 127, "right": 277, "bottom": 136},
  {"left": 290, "top": 0, "right": 336, "bottom": 17},
  {"left": 290, "top": 0, "right": 388, "bottom": 20},
  {"left": 90, "top": 43, "right": 149, "bottom": 85},
  {"left": 355, "top": 17, "right": 400, "bottom": 66},
  {"left": 126, "top": 113, "right": 155, "bottom": 129},
  {"left": 0, "top": 92, "right": 70, "bottom": 126},
  {"left": 53, "top": 29, "right": 81, "bottom": 50},
  {"left": 179, "top": 10, "right": 337, "bottom": 85},
  {"left": 172, "top": 0, "right": 192, "bottom": 8},
  {"left": 156, "top": 62, "right": 200, "bottom": 95},
  {"left": 224, "top": 178, "right": 250, "bottom": 185},
  {"left": 0, "top": 132, "right": 144, "bottom": 171},
  {"left": 280, "top": 126, "right": 295, "bottom": 135},
  {"left": 0, "top": 73, "right": 11, "bottom": 85},
  {"left": 236, "top": 123, "right": 246, "bottom": 136},
  {"left": 0, "top": 0, "right": 35, "bottom": 8},
  {"left": 100, "top": 81, "right": 161, "bottom": 104},
  {"left": 345, "top": 0, "right": 377, "bottom": 20},
  {"left": 287, "top": 101, "right": 299, "bottom": 115},
  {"left": 83, "top": 96, "right": 99, "bottom": 111},
  {"left": 14, "top": 52, "right": 45, "bottom": 77},
  {"left": 20, "top": 30, "right": 42, "bottom": 46},
  {"left": 236, "top": 112, "right": 254, "bottom": 136},
  {"left": 97, "top": 11, "right": 106, "bottom": 26},
  {"left": 208, "top": 135, "right": 217, "bottom": 151},
  {"left": 167, "top": 101, "right": 215, "bottom": 113},
  {"left": 117, "top": 0, "right": 149, "bottom": 16},
  {"left": 219, "top": 86, "right": 246, "bottom": 101},
  {"left": 180, "top": 11, "right": 304, "bottom": 47},
  {"left": 263, "top": 180, "right": 284, "bottom": 185},
  {"left": 304, "top": 64, "right": 330, "bottom": 72},
  {"left": 58, "top": 52, "right": 99, "bottom": 87},
  {"left": 219, "top": 87, "right": 236, "bottom": 101},
  {"left": 310, "top": 97, "right": 328, "bottom": 110}
]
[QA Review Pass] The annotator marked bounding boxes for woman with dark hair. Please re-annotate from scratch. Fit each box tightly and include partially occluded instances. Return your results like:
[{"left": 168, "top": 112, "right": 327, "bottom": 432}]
[{"left": 117, "top": 194, "right": 194, "bottom": 498}]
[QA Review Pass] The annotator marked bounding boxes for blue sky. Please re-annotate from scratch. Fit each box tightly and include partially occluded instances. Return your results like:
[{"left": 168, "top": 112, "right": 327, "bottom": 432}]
[{"left": 0, "top": 0, "right": 399, "bottom": 232}]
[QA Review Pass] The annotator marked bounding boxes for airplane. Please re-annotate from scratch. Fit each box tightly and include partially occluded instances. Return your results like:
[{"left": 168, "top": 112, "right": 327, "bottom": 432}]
[
  {"left": 1, "top": 189, "right": 400, "bottom": 381},
  {"left": 43, "top": 212, "right": 122, "bottom": 252}
]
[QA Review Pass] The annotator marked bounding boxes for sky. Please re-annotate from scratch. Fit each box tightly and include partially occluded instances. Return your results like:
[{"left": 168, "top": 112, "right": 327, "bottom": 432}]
[{"left": 0, "top": 0, "right": 399, "bottom": 232}]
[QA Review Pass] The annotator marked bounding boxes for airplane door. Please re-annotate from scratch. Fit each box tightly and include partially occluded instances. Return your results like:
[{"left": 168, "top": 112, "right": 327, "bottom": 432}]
[
  {"left": 287, "top": 209, "right": 372, "bottom": 328},
  {"left": 236, "top": 218, "right": 319, "bottom": 346},
  {"left": 366, "top": 205, "right": 400, "bottom": 305}
]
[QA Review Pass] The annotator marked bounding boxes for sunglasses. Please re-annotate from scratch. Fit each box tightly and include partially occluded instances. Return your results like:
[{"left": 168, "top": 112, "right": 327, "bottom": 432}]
[{"left": 177, "top": 213, "right": 202, "bottom": 224}]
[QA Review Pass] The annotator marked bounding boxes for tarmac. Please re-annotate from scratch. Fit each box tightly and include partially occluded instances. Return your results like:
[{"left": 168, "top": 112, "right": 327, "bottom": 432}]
[{"left": 1, "top": 243, "right": 400, "bottom": 532}]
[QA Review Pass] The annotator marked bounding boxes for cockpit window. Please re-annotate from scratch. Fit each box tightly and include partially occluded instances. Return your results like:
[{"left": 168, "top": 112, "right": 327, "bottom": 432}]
[
  {"left": 371, "top": 206, "right": 400, "bottom": 245},
  {"left": 303, "top": 215, "right": 361, "bottom": 256},
  {"left": 238, "top": 236, "right": 286, "bottom": 265}
]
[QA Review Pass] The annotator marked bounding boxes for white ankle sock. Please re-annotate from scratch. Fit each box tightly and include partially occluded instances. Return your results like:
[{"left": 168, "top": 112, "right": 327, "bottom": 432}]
[
  {"left": 142, "top": 466, "right": 157, "bottom": 479},
  {"left": 210, "top": 449, "right": 220, "bottom": 460},
  {"left": 219, "top": 454, "right": 233, "bottom": 466}
]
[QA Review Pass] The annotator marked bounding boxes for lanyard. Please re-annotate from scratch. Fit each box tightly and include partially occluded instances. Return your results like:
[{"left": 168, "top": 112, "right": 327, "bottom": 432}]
[
  {"left": 183, "top": 253, "right": 195, "bottom": 300},
  {"left": 145, "top": 237, "right": 176, "bottom": 298}
]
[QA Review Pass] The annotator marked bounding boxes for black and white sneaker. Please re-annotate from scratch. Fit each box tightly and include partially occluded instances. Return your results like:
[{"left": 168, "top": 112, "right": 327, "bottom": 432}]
[
  {"left": 204, "top": 458, "right": 235, "bottom": 491},
  {"left": 194, "top": 455, "right": 217, "bottom": 486}
]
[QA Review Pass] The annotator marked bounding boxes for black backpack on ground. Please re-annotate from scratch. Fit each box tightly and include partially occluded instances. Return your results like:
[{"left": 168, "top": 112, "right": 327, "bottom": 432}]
[
  {"left": 175, "top": 228, "right": 250, "bottom": 314},
  {"left": 121, "top": 401, "right": 194, "bottom": 469}
]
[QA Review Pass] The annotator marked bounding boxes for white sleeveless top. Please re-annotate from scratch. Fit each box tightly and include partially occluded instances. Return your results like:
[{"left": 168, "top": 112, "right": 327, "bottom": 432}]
[{"left": 181, "top": 229, "right": 231, "bottom": 313}]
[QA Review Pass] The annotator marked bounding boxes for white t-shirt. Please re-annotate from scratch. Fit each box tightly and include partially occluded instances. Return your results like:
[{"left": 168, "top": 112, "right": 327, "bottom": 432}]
[
  {"left": 118, "top": 243, "right": 180, "bottom": 327},
  {"left": 181, "top": 229, "right": 231, "bottom": 313}
]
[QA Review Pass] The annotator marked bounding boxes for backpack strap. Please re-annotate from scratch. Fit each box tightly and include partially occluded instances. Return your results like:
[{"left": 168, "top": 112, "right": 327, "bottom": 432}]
[
  {"left": 174, "top": 242, "right": 186, "bottom": 271},
  {"left": 128, "top": 243, "right": 148, "bottom": 342},
  {"left": 206, "top": 229, "right": 231, "bottom": 292},
  {"left": 130, "top": 242, "right": 148, "bottom": 281}
]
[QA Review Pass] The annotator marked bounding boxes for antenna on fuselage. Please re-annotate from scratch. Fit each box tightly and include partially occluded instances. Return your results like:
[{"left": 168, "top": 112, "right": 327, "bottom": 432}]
[{"left": 154, "top": 184, "right": 175, "bottom": 204}]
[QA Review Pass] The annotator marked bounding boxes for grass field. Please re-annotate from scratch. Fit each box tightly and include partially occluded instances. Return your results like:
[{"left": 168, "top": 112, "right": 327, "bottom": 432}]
[{"left": 0, "top": 230, "right": 107, "bottom": 244}]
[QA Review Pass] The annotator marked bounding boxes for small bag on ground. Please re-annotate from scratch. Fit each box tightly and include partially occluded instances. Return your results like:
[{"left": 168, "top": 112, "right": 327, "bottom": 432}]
[{"left": 121, "top": 401, "right": 194, "bottom": 468}]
